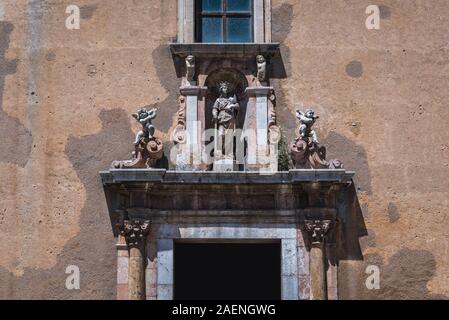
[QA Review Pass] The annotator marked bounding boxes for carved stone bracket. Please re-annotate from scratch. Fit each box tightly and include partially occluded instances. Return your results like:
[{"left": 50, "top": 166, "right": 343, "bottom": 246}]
[
  {"left": 112, "top": 108, "right": 164, "bottom": 169},
  {"left": 304, "top": 219, "right": 332, "bottom": 245},
  {"left": 117, "top": 219, "right": 151, "bottom": 248},
  {"left": 112, "top": 137, "right": 163, "bottom": 169}
]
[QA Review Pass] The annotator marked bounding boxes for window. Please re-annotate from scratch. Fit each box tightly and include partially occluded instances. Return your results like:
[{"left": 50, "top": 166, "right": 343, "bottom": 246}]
[{"left": 196, "top": 0, "right": 253, "bottom": 43}]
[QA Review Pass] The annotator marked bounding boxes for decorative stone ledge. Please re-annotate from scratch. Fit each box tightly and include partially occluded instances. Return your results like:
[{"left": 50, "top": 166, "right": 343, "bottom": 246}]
[{"left": 100, "top": 169, "right": 354, "bottom": 185}]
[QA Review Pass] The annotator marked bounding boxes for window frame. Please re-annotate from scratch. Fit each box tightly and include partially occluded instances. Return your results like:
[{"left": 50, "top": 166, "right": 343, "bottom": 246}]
[{"left": 195, "top": 0, "right": 254, "bottom": 43}]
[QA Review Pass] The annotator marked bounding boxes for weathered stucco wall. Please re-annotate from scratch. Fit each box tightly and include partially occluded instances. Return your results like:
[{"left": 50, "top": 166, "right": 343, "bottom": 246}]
[{"left": 0, "top": 0, "right": 448, "bottom": 299}]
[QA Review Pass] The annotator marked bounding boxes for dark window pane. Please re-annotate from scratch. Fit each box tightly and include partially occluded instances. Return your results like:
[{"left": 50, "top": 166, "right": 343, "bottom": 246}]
[
  {"left": 226, "top": 17, "right": 251, "bottom": 43},
  {"left": 202, "top": 17, "right": 223, "bottom": 42},
  {"left": 201, "top": 0, "right": 222, "bottom": 12},
  {"left": 227, "top": 0, "right": 251, "bottom": 12}
]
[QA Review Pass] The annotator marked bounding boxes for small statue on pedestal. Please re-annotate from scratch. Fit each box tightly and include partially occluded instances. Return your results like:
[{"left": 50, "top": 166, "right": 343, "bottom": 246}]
[
  {"left": 112, "top": 107, "right": 163, "bottom": 169},
  {"left": 289, "top": 108, "right": 342, "bottom": 169},
  {"left": 212, "top": 81, "right": 239, "bottom": 170}
]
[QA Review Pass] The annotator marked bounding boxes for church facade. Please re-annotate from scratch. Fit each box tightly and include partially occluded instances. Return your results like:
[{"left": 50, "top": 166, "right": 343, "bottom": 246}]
[{"left": 0, "top": 0, "right": 448, "bottom": 300}]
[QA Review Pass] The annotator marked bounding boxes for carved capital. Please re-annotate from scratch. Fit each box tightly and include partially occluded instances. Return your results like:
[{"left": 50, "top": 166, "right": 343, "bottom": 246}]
[
  {"left": 304, "top": 220, "right": 332, "bottom": 245},
  {"left": 118, "top": 220, "right": 150, "bottom": 248}
]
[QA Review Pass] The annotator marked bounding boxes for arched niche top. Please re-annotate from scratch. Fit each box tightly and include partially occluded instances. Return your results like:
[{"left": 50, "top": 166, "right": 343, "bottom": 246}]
[{"left": 204, "top": 68, "right": 249, "bottom": 101}]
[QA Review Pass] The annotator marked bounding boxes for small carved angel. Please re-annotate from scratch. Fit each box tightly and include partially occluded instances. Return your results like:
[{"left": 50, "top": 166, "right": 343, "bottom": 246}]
[
  {"left": 296, "top": 108, "right": 319, "bottom": 144},
  {"left": 132, "top": 107, "right": 157, "bottom": 145},
  {"left": 256, "top": 55, "right": 266, "bottom": 82},
  {"left": 185, "top": 55, "right": 195, "bottom": 82}
]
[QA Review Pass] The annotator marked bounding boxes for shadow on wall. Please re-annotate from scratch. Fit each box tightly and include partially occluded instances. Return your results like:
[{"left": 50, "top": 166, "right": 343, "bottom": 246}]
[
  {"left": 339, "top": 250, "right": 448, "bottom": 300},
  {"left": 322, "top": 131, "right": 372, "bottom": 194}
]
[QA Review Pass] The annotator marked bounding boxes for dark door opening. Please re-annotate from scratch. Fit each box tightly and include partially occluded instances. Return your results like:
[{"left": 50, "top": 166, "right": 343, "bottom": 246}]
[{"left": 174, "top": 242, "right": 281, "bottom": 300}]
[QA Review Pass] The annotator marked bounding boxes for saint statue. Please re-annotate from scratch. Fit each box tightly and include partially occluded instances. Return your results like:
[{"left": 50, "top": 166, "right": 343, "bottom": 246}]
[{"left": 212, "top": 81, "right": 239, "bottom": 159}]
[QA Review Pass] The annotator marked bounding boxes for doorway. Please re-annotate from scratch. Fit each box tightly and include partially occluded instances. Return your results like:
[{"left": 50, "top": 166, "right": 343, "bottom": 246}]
[{"left": 174, "top": 241, "right": 281, "bottom": 300}]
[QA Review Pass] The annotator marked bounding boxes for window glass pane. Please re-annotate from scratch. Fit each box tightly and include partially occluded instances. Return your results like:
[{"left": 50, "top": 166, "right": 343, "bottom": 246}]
[
  {"left": 226, "top": 17, "right": 251, "bottom": 43},
  {"left": 201, "top": 0, "right": 222, "bottom": 12},
  {"left": 202, "top": 17, "right": 223, "bottom": 42},
  {"left": 227, "top": 0, "right": 251, "bottom": 12}
]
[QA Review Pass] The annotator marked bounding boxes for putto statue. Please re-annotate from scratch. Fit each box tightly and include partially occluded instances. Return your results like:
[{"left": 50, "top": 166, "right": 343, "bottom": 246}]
[
  {"left": 212, "top": 81, "right": 239, "bottom": 160},
  {"left": 185, "top": 55, "right": 195, "bottom": 83},
  {"left": 132, "top": 107, "right": 157, "bottom": 145},
  {"left": 296, "top": 109, "right": 319, "bottom": 144},
  {"left": 289, "top": 108, "right": 343, "bottom": 169},
  {"left": 112, "top": 106, "right": 163, "bottom": 169},
  {"left": 256, "top": 55, "right": 266, "bottom": 83}
]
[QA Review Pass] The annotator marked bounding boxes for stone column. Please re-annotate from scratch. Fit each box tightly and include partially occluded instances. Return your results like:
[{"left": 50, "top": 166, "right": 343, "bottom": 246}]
[
  {"left": 304, "top": 219, "right": 331, "bottom": 300},
  {"left": 119, "top": 220, "right": 150, "bottom": 300}
]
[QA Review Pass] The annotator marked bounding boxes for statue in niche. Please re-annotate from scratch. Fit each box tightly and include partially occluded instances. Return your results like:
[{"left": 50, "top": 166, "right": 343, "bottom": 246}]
[
  {"left": 212, "top": 81, "right": 239, "bottom": 159},
  {"left": 111, "top": 107, "right": 163, "bottom": 169},
  {"left": 256, "top": 55, "right": 266, "bottom": 83},
  {"left": 289, "top": 108, "right": 343, "bottom": 169},
  {"left": 185, "top": 55, "right": 195, "bottom": 83}
]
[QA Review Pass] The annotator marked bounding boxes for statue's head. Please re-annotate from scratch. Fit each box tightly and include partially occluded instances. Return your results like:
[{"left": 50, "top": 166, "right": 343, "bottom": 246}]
[
  {"left": 186, "top": 55, "right": 195, "bottom": 64},
  {"left": 305, "top": 109, "right": 315, "bottom": 118},
  {"left": 256, "top": 55, "right": 266, "bottom": 63},
  {"left": 218, "top": 81, "right": 231, "bottom": 96}
]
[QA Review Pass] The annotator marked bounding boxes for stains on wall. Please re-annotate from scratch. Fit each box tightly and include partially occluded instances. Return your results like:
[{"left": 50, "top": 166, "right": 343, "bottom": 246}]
[
  {"left": 0, "top": 109, "right": 134, "bottom": 299},
  {"left": 345, "top": 60, "right": 363, "bottom": 78},
  {"left": 387, "top": 202, "right": 400, "bottom": 223},
  {"left": 0, "top": 22, "right": 32, "bottom": 167},
  {"left": 339, "top": 249, "right": 448, "bottom": 300},
  {"left": 379, "top": 5, "right": 391, "bottom": 19},
  {"left": 80, "top": 5, "right": 97, "bottom": 20}
]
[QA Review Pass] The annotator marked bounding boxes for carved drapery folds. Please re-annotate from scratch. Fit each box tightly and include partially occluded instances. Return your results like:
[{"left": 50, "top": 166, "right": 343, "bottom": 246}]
[
  {"left": 304, "top": 219, "right": 332, "bottom": 244},
  {"left": 112, "top": 107, "right": 163, "bottom": 169},
  {"left": 118, "top": 219, "right": 151, "bottom": 248},
  {"left": 289, "top": 109, "right": 343, "bottom": 169}
]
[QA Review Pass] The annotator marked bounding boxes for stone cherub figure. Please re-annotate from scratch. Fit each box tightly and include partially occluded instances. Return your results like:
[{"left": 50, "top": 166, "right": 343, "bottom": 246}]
[
  {"left": 256, "top": 55, "right": 266, "bottom": 82},
  {"left": 132, "top": 107, "right": 157, "bottom": 145},
  {"left": 185, "top": 55, "right": 195, "bottom": 83},
  {"left": 296, "top": 108, "right": 319, "bottom": 144},
  {"left": 212, "top": 81, "right": 240, "bottom": 157}
]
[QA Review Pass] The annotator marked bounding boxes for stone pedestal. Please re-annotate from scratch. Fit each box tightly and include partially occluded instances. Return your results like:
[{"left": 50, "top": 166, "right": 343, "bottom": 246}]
[{"left": 213, "top": 158, "right": 238, "bottom": 172}]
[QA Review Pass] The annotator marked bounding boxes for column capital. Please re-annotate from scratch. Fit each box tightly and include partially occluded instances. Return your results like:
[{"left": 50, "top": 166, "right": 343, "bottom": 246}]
[
  {"left": 118, "top": 219, "right": 150, "bottom": 248},
  {"left": 304, "top": 219, "right": 332, "bottom": 245}
]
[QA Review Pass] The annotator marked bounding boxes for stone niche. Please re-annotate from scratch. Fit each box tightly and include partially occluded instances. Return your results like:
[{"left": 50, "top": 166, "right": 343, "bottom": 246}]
[{"left": 170, "top": 43, "right": 284, "bottom": 172}]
